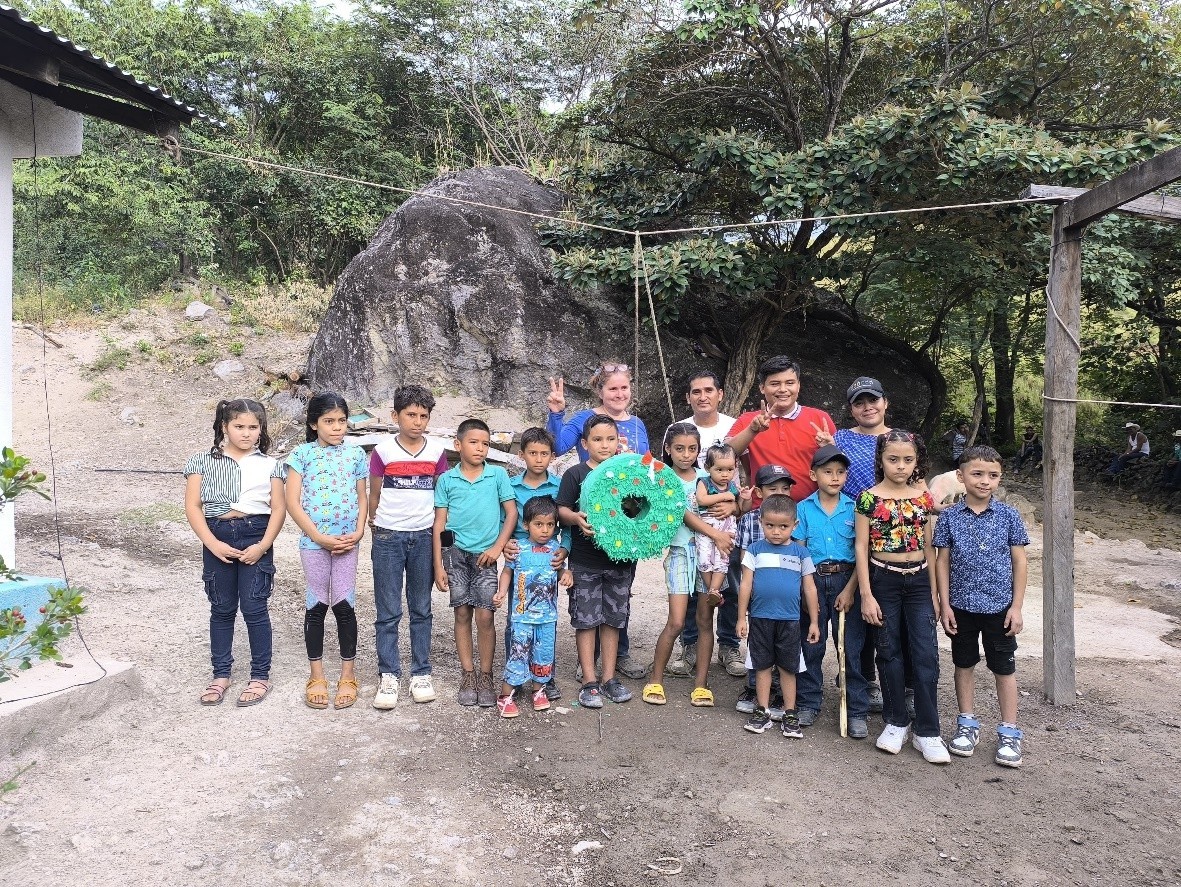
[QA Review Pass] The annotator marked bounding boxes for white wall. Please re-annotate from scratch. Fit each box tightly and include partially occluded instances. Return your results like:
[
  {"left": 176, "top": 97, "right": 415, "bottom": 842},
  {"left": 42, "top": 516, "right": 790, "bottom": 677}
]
[{"left": 0, "top": 85, "right": 82, "bottom": 570}]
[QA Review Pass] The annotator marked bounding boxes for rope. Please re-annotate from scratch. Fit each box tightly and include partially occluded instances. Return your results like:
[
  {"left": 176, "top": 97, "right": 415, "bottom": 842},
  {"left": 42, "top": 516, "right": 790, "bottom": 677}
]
[
  {"left": 163, "top": 137, "right": 1060, "bottom": 238},
  {"left": 1042, "top": 395, "right": 1181, "bottom": 410},
  {"left": 635, "top": 235, "right": 677, "bottom": 424},
  {"left": 632, "top": 234, "right": 641, "bottom": 400},
  {"left": 1043, "top": 234, "right": 1087, "bottom": 354}
]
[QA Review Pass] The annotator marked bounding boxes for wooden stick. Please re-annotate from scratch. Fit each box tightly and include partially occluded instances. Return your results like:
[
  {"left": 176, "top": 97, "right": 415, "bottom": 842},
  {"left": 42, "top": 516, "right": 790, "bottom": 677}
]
[
  {"left": 837, "top": 610, "right": 848, "bottom": 738},
  {"left": 17, "top": 323, "right": 63, "bottom": 348}
]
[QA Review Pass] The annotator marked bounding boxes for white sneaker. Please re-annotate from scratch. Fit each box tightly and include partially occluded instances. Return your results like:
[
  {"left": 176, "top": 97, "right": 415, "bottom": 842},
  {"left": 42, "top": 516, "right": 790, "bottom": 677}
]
[
  {"left": 408, "top": 675, "right": 437, "bottom": 704},
  {"left": 876, "top": 724, "right": 909, "bottom": 754},
  {"left": 912, "top": 734, "right": 951, "bottom": 764},
  {"left": 373, "top": 673, "right": 400, "bottom": 710}
]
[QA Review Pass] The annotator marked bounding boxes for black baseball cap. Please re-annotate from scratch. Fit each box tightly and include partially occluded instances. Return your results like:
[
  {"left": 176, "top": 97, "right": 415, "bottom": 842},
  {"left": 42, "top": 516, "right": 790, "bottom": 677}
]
[
  {"left": 755, "top": 464, "right": 795, "bottom": 487},
  {"left": 846, "top": 376, "right": 885, "bottom": 403},
  {"left": 811, "top": 445, "right": 851, "bottom": 469}
]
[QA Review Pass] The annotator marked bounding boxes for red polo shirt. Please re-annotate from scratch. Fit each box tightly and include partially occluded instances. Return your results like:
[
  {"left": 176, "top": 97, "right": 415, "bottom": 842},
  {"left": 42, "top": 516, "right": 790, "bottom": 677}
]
[{"left": 730, "top": 404, "right": 836, "bottom": 502}]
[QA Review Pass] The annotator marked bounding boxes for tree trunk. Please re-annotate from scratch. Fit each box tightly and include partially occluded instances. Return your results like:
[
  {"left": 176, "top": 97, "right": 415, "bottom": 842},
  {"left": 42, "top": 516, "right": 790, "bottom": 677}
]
[
  {"left": 991, "top": 301, "right": 1017, "bottom": 447},
  {"left": 807, "top": 307, "right": 947, "bottom": 439},
  {"left": 721, "top": 300, "right": 783, "bottom": 416}
]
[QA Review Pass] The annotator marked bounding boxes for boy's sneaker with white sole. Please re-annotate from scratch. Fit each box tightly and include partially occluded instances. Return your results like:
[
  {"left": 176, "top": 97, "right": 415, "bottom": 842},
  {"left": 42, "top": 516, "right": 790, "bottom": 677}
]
[
  {"left": 949, "top": 714, "right": 981, "bottom": 757},
  {"left": 408, "top": 675, "right": 436, "bottom": 703},
  {"left": 735, "top": 686, "right": 757, "bottom": 714},
  {"left": 876, "top": 724, "right": 909, "bottom": 754},
  {"left": 995, "top": 725, "right": 1023, "bottom": 768},
  {"left": 912, "top": 734, "right": 951, "bottom": 764},
  {"left": 373, "top": 673, "right": 399, "bottom": 710},
  {"left": 744, "top": 707, "right": 773, "bottom": 734}
]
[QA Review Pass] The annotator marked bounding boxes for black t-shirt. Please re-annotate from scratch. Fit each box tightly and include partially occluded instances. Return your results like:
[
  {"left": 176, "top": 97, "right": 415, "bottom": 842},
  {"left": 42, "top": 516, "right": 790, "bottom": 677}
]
[{"left": 556, "top": 461, "right": 630, "bottom": 571}]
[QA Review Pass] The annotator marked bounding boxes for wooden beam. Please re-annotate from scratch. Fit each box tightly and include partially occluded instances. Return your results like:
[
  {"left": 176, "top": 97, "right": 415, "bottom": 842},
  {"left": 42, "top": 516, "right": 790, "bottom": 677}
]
[
  {"left": 0, "top": 69, "right": 180, "bottom": 137},
  {"left": 0, "top": 44, "right": 59, "bottom": 86},
  {"left": 1064, "top": 145, "right": 1181, "bottom": 230},
  {"left": 1022, "top": 184, "right": 1181, "bottom": 225},
  {"left": 1042, "top": 205, "right": 1081, "bottom": 705}
]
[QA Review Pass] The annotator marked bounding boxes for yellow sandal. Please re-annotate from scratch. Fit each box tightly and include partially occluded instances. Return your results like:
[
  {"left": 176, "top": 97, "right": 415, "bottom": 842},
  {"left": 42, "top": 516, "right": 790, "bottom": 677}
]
[
  {"left": 690, "top": 686, "right": 715, "bottom": 707},
  {"left": 642, "top": 683, "right": 667, "bottom": 705},
  {"left": 334, "top": 677, "right": 359, "bottom": 710},
  {"left": 305, "top": 677, "right": 329, "bottom": 710}
]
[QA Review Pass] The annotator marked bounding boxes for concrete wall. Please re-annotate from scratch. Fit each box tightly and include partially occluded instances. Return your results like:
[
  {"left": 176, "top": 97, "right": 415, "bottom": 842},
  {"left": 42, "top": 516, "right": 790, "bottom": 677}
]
[{"left": 0, "top": 84, "right": 82, "bottom": 569}]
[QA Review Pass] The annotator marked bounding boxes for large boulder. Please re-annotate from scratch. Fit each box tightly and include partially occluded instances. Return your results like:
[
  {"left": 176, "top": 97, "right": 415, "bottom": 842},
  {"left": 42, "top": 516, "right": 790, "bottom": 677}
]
[{"left": 308, "top": 166, "right": 931, "bottom": 434}]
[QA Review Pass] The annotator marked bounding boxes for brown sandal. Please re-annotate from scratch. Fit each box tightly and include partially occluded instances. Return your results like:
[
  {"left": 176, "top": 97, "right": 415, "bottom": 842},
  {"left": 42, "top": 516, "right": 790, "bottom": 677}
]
[
  {"left": 199, "top": 680, "right": 230, "bottom": 706},
  {"left": 334, "top": 677, "right": 359, "bottom": 709},
  {"left": 305, "top": 677, "right": 329, "bottom": 710},
  {"left": 237, "top": 679, "right": 271, "bottom": 707}
]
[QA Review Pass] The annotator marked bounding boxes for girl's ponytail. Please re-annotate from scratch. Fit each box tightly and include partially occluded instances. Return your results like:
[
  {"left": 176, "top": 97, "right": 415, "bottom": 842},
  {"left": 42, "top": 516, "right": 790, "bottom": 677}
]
[{"left": 210, "top": 400, "right": 230, "bottom": 456}]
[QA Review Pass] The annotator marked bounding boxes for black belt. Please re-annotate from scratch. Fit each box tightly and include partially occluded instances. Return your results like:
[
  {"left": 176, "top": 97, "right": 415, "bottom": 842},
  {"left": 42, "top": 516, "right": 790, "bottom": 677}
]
[
  {"left": 870, "top": 558, "right": 927, "bottom": 575},
  {"left": 815, "top": 561, "right": 854, "bottom": 575}
]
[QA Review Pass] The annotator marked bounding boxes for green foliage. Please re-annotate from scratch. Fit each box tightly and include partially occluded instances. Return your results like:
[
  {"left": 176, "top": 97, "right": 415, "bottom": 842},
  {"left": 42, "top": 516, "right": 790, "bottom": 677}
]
[
  {"left": 0, "top": 763, "right": 36, "bottom": 799},
  {"left": 0, "top": 448, "right": 48, "bottom": 580},
  {"left": 0, "top": 586, "right": 88, "bottom": 682}
]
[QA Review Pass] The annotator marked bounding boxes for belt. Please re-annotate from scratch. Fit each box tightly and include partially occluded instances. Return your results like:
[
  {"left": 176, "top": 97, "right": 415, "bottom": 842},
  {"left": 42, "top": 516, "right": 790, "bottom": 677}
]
[
  {"left": 870, "top": 557, "right": 927, "bottom": 575},
  {"left": 815, "top": 561, "right": 854, "bottom": 575}
]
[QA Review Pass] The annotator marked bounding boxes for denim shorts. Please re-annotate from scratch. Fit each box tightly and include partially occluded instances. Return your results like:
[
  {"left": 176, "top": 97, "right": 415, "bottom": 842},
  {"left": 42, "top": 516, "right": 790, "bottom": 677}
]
[{"left": 443, "top": 547, "right": 498, "bottom": 610}]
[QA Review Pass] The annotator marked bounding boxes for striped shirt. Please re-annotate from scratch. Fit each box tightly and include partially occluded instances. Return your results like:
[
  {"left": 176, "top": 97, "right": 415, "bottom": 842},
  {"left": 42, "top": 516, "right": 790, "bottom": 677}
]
[
  {"left": 369, "top": 436, "right": 449, "bottom": 531},
  {"left": 184, "top": 449, "right": 286, "bottom": 518}
]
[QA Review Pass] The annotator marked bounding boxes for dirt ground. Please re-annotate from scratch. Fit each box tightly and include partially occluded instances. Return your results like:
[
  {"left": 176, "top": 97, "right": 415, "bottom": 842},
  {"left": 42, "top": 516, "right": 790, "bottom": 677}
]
[{"left": 3, "top": 309, "right": 1181, "bottom": 887}]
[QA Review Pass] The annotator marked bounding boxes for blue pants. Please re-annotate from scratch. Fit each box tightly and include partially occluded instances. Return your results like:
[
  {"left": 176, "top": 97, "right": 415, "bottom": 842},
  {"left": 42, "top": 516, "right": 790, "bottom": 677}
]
[
  {"left": 201, "top": 515, "right": 274, "bottom": 681},
  {"left": 372, "top": 527, "right": 434, "bottom": 677},
  {"left": 680, "top": 545, "right": 741, "bottom": 648},
  {"left": 797, "top": 570, "right": 869, "bottom": 718},
  {"left": 504, "top": 621, "right": 556, "bottom": 687},
  {"left": 870, "top": 563, "right": 941, "bottom": 737}
]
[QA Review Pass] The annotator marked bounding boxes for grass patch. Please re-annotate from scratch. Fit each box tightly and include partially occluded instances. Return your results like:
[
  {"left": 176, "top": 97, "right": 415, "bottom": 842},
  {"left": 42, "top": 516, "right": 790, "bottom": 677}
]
[
  {"left": 119, "top": 503, "right": 187, "bottom": 526},
  {"left": 85, "top": 382, "right": 113, "bottom": 401},
  {"left": 231, "top": 281, "right": 331, "bottom": 333},
  {"left": 88, "top": 337, "right": 132, "bottom": 373},
  {"left": 229, "top": 341, "right": 245, "bottom": 356}
]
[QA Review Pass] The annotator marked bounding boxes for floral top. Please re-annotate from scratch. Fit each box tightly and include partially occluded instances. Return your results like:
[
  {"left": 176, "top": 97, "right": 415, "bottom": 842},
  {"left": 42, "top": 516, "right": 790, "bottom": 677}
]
[
  {"left": 855, "top": 489, "right": 936, "bottom": 553},
  {"left": 286, "top": 442, "right": 369, "bottom": 550}
]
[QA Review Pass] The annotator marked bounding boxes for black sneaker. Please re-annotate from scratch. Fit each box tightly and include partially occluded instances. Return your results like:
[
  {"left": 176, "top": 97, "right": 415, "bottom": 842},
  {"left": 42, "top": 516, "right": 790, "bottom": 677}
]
[
  {"left": 543, "top": 678, "right": 562, "bottom": 702},
  {"left": 744, "top": 707, "right": 773, "bottom": 733},
  {"left": 768, "top": 693, "right": 786, "bottom": 721},
  {"left": 735, "top": 686, "right": 757, "bottom": 714},
  {"left": 781, "top": 711, "right": 803, "bottom": 739}
]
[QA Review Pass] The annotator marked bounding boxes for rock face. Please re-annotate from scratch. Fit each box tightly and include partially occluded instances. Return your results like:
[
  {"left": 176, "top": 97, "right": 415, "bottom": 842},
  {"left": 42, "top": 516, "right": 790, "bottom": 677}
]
[{"left": 308, "top": 166, "right": 931, "bottom": 434}]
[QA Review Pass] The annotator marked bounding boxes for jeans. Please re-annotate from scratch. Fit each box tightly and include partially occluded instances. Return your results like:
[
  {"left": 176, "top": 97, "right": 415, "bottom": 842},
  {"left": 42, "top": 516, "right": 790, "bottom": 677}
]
[
  {"left": 1106, "top": 451, "right": 1148, "bottom": 474},
  {"left": 680, "top": 545, "right": 741, "bottom": 649},
  {"left": 870, "top": 563, "right": 941, "bottom": 737},
  {"left": 372, "top": 527, "right": 434, "bottom": 677},
  {"left": 798, "top": 570, "right": 869, "bottom": 718},
  {"left": 201, "top": 515, "right": 274, "bottom": 680}
]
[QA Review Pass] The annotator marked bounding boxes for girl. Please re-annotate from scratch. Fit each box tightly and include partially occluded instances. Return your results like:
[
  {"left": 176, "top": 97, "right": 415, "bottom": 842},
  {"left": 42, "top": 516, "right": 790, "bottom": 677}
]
[
  {"left": 184, "top": 399, "right": 286, "bottom": 708},
  {"left": 642, "top": 423, "right": 734, "bottom": 707},
  {"left": 854, "top": 430, "right": 949, "bottom": 764},
  {"left": 695, "top": 443, "right": 740, "bottom": 607},
  {"left": 286, "top": 392, "right": 369, "bottom": 710}
]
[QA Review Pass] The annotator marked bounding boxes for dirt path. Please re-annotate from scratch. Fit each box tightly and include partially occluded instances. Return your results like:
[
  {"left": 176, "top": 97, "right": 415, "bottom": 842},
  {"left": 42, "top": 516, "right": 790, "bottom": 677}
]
[{"left": 3, "top": 315, "right": 1180, "bottom": 886}]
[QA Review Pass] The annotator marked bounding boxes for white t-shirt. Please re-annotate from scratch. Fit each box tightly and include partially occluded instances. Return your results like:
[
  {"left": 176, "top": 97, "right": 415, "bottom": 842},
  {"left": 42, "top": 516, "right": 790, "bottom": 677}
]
[{"left": 682, "top": 413, "right": 735, "bottom": 467}]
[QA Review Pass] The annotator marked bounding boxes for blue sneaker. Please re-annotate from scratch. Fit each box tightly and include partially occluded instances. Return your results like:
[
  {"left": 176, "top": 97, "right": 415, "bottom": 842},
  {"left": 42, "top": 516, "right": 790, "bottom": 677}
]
[
  {"left": 995, "top": 725, "right": 1023, "bottom": 768},
  {"left": 949, "top": 714, "right": 981, "bottom": 757},
  {"left": 578, "top": 683, "right": 604, "bottom": 709}
]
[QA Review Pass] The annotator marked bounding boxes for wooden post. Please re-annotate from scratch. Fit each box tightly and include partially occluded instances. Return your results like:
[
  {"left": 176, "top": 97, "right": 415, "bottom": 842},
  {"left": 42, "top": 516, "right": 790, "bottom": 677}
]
[{"left": 1042, "top": 206, "right": 1083, "bottom": 705}]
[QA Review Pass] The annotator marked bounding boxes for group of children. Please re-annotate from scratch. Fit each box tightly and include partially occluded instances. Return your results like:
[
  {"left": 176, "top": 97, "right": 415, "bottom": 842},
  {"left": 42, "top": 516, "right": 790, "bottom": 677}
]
[{"left": 184, "top": 382, "right": 1030, "bottom": 769}]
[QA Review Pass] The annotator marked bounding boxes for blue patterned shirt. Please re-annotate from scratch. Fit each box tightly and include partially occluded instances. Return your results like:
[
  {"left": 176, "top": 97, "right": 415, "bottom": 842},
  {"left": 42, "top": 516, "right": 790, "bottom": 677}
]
[
  {"left": 933, "top": 500, "right": 1030, "bottom": 614},
  {"left": 736, "top": 508, "right": 765, "bottom": 552},
  {"left": 834, "top": 429, "right": 879, "bottom": 498}
]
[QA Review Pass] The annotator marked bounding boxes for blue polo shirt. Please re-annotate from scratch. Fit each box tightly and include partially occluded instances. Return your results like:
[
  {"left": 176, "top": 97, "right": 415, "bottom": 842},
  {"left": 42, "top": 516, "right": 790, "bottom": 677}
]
[
  {"left": 434, "top": 464, "right": 516, "bottom": 553},
  {"left": 933, "top": 500, "right": 1030, "bottom": 614},
  {"left": 741, "top": 539, "right": 815, "bottom": 621},
  {"left": 793, "top": 492, "right": 856, "bottom": 564},
  {"left": 509, "top": 472, "right": 564, "bottom": 549}
]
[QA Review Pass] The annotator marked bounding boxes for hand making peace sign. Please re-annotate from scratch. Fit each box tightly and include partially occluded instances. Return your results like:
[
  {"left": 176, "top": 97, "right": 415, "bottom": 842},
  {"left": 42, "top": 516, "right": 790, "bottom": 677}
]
[{"left": 547, "top": 376, "right": 566, "bottom": 413}]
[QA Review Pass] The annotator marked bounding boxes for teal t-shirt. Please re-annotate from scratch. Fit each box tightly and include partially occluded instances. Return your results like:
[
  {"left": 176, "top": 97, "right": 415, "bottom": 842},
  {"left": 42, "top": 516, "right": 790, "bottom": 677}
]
[
  {"left": 669, "top": 469, "right": 705, "bottom": 549},
  {"left": 434, "top": 463, "right": 515, "bottom": 553}
]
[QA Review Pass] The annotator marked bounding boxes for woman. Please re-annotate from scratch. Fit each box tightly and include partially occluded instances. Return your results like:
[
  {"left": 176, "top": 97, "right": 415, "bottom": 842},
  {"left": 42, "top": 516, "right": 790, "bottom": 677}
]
[{"left": 831, "top": 376, "right": 891, "bottom": 498}]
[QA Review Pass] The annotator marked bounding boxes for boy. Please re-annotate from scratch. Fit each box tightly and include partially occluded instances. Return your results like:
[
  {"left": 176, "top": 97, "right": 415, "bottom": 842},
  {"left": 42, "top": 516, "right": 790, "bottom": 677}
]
[
  {"left": 793, "top": 445, "right": 869, "bottom": 739},
  {"left": 492, "top": 496, "right": 572, "bottom": 717},
  {"left": 433, "top": 419, "right": 518, "bottom": 707},
  {"left": 736, "top": 494, "right": 821, "bottom": 737},
  {"left": 933, "top": 445, "right": 1030, "bottom": 768},
  {"left": 733, "top": 464, "right": 795, "bottom": 718},
  {"left": 504, "top": 427, "right": 567, "bottom": 701},
  {"left": 369, "top": 384, "right": 449, "bottom": 709},
  {"left": 556, "top": 414, "right": 637, "bottom": 708}
]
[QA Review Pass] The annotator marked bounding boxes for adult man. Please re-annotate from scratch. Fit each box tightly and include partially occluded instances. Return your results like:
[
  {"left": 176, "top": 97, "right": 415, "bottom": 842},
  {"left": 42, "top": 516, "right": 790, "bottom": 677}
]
[
  {"left": 669, "top": 371, "right": 743, "bottom": 677},
  {"left": 727, "top": 356, "right": 835, "bottom": 503},
  {"left": 1105, "top": 422, "right": 1150, "bottom": 474}
]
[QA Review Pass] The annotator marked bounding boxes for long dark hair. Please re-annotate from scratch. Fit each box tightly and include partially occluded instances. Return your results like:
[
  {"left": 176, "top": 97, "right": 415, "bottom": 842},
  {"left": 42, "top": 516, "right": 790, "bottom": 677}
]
[
  {"left": 661, "top": 421, "right": 701, "bottom": 466},
  {"left": 211, "top": 399, "right": 271, "bottom": 456},
  {"left": 874, "top": 429, "right": 929, "bottom": 485},
  {"left": 306, "top": 391, "right": 349, "bottom": 443}
]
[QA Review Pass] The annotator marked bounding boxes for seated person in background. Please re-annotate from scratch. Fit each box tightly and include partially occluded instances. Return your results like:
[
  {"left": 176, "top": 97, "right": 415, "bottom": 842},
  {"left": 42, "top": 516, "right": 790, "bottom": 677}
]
[
  {"left": 1105, "top": 422, "right": 1150, "bottom": 475},
  {"left": 1163, "top": 430, "right": 1181, "bottom": 492},
  {"left": 1015, "top": 425, "right": 1042, "bottom": 472}
]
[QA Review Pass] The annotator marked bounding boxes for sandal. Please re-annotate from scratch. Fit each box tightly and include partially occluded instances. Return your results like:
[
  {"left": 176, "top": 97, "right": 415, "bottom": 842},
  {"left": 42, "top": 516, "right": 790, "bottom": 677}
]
[
  {"left": 690, "top": 686, "right": 715, "bottom": 707},
  {"left": 334, "top": 677, "right": 359, "bottom": 710},
  {"left": 237, "top": 679, "right": 271, "bottom": 707},
  {"left": 642, "top": 683, "right": 667, "bottom": 705},
  {"left": 305, "top": 677, "right": 329, "bottom": 710},
  {"left": 199, "top": 680, "right": 229, "bottom": 706}
]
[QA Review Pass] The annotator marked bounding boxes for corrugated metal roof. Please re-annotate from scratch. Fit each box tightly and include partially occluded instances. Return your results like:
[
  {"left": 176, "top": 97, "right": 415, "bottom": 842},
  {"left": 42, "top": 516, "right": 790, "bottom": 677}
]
[{"left": 0, "top": 3, "right": 216, "bottom": 126}]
